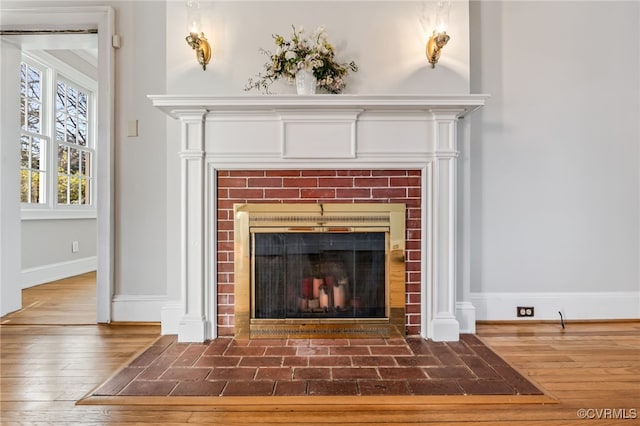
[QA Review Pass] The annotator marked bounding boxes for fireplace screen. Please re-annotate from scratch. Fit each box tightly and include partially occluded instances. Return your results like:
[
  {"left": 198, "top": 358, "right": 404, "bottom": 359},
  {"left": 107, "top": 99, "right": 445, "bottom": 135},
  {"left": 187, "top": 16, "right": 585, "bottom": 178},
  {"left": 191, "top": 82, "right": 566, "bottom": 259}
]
[
  {"left": 253, "top": 232, "right": 386, "bottom": 320},
  {"left": 234, "top": 203, "right": 406, "bottom": 339}
]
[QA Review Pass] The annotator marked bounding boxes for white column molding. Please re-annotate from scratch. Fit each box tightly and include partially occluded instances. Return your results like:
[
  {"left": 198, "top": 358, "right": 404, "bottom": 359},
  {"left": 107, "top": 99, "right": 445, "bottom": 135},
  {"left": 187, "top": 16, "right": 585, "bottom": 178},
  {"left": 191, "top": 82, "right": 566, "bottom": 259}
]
[
  {"left": 177, "top": 110, "right": 211, "bottom": 342},
  {"left": 456, "top": 118, "right": 476, "bottom": 334},
  {"left": 426, "top": 110, "right": 462, "bottom": 341}
]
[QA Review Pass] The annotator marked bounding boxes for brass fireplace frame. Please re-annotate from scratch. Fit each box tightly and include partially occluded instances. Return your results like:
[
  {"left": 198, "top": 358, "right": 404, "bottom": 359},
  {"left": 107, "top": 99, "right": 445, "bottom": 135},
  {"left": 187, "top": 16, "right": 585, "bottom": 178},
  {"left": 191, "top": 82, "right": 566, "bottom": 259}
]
[{"left": 234, "top": 203, "right": 406, "bottom": 339}]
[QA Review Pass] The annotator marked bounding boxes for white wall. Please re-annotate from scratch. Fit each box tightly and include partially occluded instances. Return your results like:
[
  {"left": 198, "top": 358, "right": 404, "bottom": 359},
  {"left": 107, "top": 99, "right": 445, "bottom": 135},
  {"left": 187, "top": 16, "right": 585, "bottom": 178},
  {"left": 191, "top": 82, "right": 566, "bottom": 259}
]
[
  {"left": 165, "top": 1, "right": 470, "bottom": 95},
  {"left": 113, "top": 0, "right": 167, "bottom": 303},
  {"left": 21, "top": 219, "right": 97, "bottom": 288},
  {"left": 469, "top": 1, "right": 640, "bottom": 320},
  {"left": 0, "top": 39, "right": 22, "bottom": 316}
]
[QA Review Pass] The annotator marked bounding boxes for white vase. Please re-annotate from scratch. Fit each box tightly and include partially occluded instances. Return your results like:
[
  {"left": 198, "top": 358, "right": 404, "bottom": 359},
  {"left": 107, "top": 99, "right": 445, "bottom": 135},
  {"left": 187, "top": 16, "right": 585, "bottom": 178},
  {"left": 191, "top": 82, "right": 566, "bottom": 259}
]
[{"left": 295, "top": 69, "right": 317, "bottom": 95}]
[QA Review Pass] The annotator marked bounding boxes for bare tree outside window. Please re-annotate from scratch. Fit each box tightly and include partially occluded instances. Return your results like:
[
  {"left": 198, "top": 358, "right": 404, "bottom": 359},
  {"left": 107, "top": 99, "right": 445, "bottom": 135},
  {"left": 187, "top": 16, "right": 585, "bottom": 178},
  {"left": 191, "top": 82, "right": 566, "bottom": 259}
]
[
  {"left": 56, "top": 79, "right": 92, "bottom": 205},
  {"left": 19, "top": 57, "right": 94, "bottom": 208},
  {"left": 19, "top": 62, "right": 46, "bottom": 204}
]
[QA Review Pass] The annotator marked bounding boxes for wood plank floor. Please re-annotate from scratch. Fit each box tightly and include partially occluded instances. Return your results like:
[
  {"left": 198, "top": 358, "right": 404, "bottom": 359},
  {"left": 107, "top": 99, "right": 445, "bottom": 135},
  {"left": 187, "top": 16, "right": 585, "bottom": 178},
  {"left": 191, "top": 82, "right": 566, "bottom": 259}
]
[
  {"left": 1, "top": 276, "right": 639, "bottom": 424},
  {"left": 1, "top": 272, "right": 96, "bottom": 325}
]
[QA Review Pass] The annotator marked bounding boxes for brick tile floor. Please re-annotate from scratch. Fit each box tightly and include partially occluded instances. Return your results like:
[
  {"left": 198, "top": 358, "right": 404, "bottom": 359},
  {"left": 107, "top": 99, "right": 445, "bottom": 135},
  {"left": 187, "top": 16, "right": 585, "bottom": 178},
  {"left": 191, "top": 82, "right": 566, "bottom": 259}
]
[{"left": 92, "top": 335, "right": 544, "bottom": 397}]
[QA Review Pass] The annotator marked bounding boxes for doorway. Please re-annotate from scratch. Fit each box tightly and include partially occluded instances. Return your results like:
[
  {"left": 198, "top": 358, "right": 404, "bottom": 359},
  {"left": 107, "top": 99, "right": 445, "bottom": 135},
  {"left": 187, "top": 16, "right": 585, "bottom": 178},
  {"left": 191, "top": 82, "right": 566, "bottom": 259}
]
[{"left": 0, "top": 7, "right": 114, "bottom": 323}]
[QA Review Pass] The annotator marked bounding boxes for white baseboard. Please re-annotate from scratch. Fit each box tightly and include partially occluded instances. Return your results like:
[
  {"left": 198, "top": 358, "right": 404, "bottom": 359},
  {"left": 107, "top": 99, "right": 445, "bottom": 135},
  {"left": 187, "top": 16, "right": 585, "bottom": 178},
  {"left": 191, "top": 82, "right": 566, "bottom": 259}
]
[
  {"left": 456, "top": 301, "right": 476, "bottom": 333},
  {"left": 160, "top": 301, "right": 182, "bottom": 335},
  {"left": 471, "top": 291, "right": 640, "bottom": 321},
  {"left": 111, "top": 294, "right": 167, "bottom": 322},
  {"left": 20, "top": 257, "right": 96, "bottom": 289}
]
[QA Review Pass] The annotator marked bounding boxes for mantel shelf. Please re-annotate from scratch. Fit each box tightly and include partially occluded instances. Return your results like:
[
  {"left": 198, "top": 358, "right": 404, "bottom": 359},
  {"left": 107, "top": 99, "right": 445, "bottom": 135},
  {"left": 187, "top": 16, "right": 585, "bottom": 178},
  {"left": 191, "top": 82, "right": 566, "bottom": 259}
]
[{"left": 148, "top": 94, "right": 489, "bottom": 119}]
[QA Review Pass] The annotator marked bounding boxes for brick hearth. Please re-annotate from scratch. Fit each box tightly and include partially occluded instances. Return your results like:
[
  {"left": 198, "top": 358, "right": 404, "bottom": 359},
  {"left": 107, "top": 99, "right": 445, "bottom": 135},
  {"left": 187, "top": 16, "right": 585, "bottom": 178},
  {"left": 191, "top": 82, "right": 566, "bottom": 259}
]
[{"left": 92, "top": 335, "right": 544, "bottom": 397}]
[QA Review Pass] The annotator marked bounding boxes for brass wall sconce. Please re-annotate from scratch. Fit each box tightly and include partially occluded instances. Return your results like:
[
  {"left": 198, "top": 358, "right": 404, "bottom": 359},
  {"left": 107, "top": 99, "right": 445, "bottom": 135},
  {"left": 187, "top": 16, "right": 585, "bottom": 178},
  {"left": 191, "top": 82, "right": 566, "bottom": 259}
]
[
  {"left": 427, "top": 30, "right": 450, "bottom": 68},
  {"left": 421, "top": 1, "right": 451, "bottom": 68},
  {"left": 185, "top": 0, "right": 211, "bottom": 70}
]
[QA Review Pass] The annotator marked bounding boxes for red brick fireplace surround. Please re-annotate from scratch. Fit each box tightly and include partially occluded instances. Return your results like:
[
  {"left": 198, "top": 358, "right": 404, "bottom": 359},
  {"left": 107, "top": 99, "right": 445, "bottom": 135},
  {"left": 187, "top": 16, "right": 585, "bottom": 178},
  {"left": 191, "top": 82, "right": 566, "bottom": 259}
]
[
  {"left": 216, "top": 169, "right": 422, "bottom": 336},
  {"left": 150, "top": 95, "right": 488, "bottom": 343}
]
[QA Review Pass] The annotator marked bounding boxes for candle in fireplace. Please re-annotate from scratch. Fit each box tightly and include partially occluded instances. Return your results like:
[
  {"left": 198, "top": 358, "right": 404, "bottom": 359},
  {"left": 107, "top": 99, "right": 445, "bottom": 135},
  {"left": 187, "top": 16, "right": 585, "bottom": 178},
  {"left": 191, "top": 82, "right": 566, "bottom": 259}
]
[
  {"left": 333, "top": 282, "right": 346, "bottom": 310},
  {"left": 302, "top": 277, "right": 313, "bottom": 299},
  {"left": 319, "top": 285, "right": 330, "bottom": 310},
  {"left": 325, "top": 275, "right": 335, "bottom": 307},
  {"left": 313, "top": 277, "right": 324, "bottom": 299}
]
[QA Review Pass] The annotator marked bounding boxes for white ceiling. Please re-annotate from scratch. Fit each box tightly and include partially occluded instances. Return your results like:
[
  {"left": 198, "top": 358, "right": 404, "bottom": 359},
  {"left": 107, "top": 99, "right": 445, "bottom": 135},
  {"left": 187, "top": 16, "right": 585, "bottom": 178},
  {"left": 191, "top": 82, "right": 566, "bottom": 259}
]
[{"left": 2, "top": 33, "right": 97, "bottom": 67}]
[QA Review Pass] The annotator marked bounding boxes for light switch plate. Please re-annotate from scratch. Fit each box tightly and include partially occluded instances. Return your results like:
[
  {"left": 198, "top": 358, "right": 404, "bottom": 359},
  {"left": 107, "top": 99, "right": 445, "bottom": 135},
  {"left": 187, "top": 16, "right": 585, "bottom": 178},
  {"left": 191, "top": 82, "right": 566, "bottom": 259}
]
[{"left": 127, "top": 120, "right": 138, "bottom": 137}]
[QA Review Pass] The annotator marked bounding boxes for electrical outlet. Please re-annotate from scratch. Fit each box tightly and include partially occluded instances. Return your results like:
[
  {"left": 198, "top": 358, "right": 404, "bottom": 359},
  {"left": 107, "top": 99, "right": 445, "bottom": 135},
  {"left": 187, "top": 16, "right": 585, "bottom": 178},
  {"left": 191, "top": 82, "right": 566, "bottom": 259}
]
[
  {"left": 72, "top": 241, "right": 79, "bottom": 253},
  {"left": 517, "top": 306, "right": 534, "bottom": 317}
]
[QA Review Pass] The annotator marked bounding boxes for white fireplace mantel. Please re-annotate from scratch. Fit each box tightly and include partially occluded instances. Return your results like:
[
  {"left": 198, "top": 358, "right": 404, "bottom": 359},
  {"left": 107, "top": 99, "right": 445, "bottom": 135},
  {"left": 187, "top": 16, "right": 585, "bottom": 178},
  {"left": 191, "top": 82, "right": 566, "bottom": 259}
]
[
  {"left": 150, "top": 94, "right": 488, "bottom": 342},
  {"left": 150, "top": 94, "right": 487, "bottom": 117}
]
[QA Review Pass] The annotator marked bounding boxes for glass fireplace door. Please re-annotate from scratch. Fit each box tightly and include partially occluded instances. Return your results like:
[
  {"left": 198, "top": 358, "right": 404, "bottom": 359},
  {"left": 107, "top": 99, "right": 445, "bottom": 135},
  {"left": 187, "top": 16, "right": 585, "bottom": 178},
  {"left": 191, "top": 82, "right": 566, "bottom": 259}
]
[{"left": 252, "top": 230, "right": 387, "bottom": 320}]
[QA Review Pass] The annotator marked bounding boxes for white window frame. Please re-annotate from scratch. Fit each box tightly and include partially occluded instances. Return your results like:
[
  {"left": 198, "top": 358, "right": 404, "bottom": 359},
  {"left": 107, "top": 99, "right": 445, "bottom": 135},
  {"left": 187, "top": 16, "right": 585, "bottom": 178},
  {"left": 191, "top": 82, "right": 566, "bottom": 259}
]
[
  {"left": 20, "top": 51, "right": 97, "bottom": 220},
  {"left": 19, "top": 57, "right": 49, "bottom": 206}
]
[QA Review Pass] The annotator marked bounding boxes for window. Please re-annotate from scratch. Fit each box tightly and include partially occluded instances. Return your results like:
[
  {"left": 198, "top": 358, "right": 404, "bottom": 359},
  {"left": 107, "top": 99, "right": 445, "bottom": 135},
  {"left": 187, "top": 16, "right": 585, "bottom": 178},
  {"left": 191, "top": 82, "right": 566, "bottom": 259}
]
[
  {"left": 19, "top": 52, "right": 96, "bottom": 217},
  {"left": 20, "top": 61, "right": 47, "bottom": 204},
  {"left": 56, "top": 79, "right": 92, "bottom": 205}
]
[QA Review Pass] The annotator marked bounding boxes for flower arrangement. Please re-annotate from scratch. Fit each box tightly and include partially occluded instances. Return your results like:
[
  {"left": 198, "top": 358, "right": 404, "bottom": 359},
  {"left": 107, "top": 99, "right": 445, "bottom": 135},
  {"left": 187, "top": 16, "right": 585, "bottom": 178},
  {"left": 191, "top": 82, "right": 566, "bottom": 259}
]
[{"left": 245, "top": 25, "right": 358, "bottom": 94}]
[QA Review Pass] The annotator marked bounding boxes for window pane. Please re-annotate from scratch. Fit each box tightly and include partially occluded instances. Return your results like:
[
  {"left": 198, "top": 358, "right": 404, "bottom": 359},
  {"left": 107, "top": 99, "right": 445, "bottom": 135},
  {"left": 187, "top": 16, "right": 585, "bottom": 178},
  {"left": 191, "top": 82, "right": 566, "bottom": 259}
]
[
  {"left": 56, "top": 112, "right": 65, "bottom": 141},
  {"left": 78, "top": 92, "right": 88, "bottom": 117},
  {"left": 20, "top": 63, "right": 26, "bottom": 96},
  {"left": 31, "top": 137, "right": 41, "bottom": 170},
  {"left": 21, "top": 135, "right": 30, "bottom": 168},
  {"left": 77, "top": 119, "right": 87, "bottom": 146},
  {"left": 58, "top": 175, "right": 68, "bottom": 204},
  {"left": 58, "top": 145, "right": 69, "bottom": 172},
  {"left": 82, "top": 178, "right": 91, "bottom": 204},
  {"left": 82, "top": 151, "right": 91, "bottom": 177},
  {"left": 27, "top": 101, "right": 40, "bottom": 133},
  {"left": 20, "top": 170, "right": 29, "bottom": 202},
  {"left": 79, "top": 178, "right": 88, "bottom": 204},
  {"left": 67, "top": 85, "right": 77, "bottom": 115},
  {"left": 30, "top": 171, "right": 42, "bottom": 203},
  {"left": 79, "top": 150, "right": 85, "bottom": 176},
  {"left": 69, "top": 174, "right": 79, "bottom": 204},
  {"left": 20, "top": 97, "right": 26, "bottom": 130},
  {"left": 66, "top": 116, "right": 76, "bottom": 143},
  {"left": 69, "top": 147, "right": 80, "bottom": 174},
  {"left": 27, "top": 66, "right": 41, "bottom": 100},
  {"left": 56, "top": 81, "right": 66, "bottom": 110}
]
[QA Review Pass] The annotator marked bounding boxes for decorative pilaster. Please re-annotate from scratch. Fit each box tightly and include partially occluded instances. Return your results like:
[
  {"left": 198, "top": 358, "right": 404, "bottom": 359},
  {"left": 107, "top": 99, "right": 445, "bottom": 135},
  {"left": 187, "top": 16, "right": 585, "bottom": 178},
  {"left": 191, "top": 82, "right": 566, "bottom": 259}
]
[
  {"left": 177, "top": 110, "right": 211, "bottom": 342},
  {"left": 425, "top": 110, "right": 462, "bottom": 341}
]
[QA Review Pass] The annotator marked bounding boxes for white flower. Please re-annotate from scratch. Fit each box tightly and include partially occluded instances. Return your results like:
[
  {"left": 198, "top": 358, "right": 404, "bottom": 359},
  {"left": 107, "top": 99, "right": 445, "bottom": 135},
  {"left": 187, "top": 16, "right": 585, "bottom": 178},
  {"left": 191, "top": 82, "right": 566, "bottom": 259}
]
[
  {"left": 284, "top": 50, "right": 297, "bottom": 61},
  {"left": 246, "top": 24, "right": 357, "bottom": 94}
]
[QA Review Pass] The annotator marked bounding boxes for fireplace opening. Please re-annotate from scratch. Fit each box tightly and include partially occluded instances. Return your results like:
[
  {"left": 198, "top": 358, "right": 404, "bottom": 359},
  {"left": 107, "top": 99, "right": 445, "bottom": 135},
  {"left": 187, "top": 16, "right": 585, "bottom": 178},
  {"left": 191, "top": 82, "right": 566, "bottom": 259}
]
[
  {"left": 253, "top": 231, "right": 387, "bottom": 320},
  {"left": 234, "top": 203, "right": 406, "bottom": 339}
]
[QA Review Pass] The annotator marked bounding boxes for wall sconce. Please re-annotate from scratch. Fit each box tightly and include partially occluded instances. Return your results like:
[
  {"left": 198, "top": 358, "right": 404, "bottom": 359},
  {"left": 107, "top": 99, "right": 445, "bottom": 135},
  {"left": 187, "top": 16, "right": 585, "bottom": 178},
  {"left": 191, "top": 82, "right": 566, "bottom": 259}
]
[
  {"left": 185, "top": 0, "right": 211, "bottom": 71},
  {"left": 423, "top": 1, "right": 451, "bottom": 68}
]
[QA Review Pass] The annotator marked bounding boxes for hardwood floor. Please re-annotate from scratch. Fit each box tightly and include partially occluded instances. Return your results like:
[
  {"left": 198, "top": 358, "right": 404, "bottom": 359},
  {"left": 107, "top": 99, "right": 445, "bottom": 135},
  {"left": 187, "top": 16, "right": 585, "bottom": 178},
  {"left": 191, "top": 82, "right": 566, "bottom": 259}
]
[
  {"left": 1, "top": 272, "right": 96, "bottom": 325},
  {"left": 1, "top": 276, "right": 638, "bottom": 424}
]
